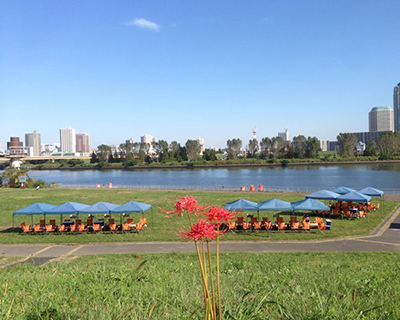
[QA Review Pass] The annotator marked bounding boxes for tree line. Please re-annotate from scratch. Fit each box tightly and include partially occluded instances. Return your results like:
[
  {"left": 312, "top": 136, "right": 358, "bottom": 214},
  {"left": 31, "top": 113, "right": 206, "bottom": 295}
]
[
  {"left": 337, "top": 131, "right": 400, "bottom": 159},
  {"left": 227, "top": 136, "right": 320, "bottom": 159},
  {"left": 90, "top": 139, "right": 217, "bottom": 165}
]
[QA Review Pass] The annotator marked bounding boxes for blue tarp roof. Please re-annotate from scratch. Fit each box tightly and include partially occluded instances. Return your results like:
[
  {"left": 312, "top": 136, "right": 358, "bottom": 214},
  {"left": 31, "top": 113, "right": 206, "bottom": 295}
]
[
  {"left": 13, "top": 203, "right": 57, "bottom": 215},
  {"left": 45, "top": 202, "right": 89, "bottom": 215},
  {"left": 258, "top": 199, "right": 293, "bottom": 211},
  {"left": 110, "top": 201, "right": 152, "bottom": 213},
  {"left": 291, "top": 199, "right": 330, "bottom": 211},
  {"left": 336, "top": 191, "right": 371, "bottom": 203},
  {"left": 224, "top": 199, "right": 259, "bottom": 211},
  {"left": 77, "top": 201, "right": 120, "bottom": 214},
  {"left": 358, "top": 187, "right": 384, "bottom": 197},
  {"left": 306, "top": 190, "right": 340, "bottom": 200},
  {"left": 331, "top": 186, "right": 356, "bottom": 195}
]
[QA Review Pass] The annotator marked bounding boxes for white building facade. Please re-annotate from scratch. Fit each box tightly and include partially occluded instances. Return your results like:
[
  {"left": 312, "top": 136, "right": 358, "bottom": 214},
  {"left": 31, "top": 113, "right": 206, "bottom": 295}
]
[
  {"left": 369, "top": 106, "right": 394, "bottom": 132},
  {"left": 60, "top": 127, "right": 76, "bottom": 153},
  {"left": 25, "top": 131, "right": 41, "bottom": 156}
]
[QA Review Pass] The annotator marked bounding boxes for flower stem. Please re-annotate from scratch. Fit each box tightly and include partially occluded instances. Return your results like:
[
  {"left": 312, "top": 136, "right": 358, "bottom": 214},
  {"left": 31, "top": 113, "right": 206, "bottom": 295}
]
[
  {"left": 207, "top": 241, "right": 217, "bottom": 319},
  {"left": 217, "top": 234, "right": 222, "bottom": 320}
]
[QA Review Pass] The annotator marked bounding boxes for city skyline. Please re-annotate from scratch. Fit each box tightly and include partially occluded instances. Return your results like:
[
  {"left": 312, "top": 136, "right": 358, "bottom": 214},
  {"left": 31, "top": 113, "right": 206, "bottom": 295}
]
[{"left": 1, "top": 1, "right": 400, "bottom": 148}]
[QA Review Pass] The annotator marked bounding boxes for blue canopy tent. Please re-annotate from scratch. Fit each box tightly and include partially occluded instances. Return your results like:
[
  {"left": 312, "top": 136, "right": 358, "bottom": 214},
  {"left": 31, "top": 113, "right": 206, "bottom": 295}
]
[
  {"left": 110, "top": 201, "right": 153, "bottom": 225},
  {"left": 258, "top": 198, "right": 294, "bottom": 221},
  {"left": 258, "top": 199, "right": 293, "bottom": 211},
  {"left": 77, "top": 201, "right": 120, "bottom": 227},
  {"left": 306, "top": 190, "right": 340, "bottom": 200},
  {"left": 331, "top": 186, "right": 356, "bottom": 195},
  {"left": 45, "top": 202, "right": 89, "bottom": 224},
  {"left": 291, "top": 199, "right": 330, "bottom": 212},
  {"left": 358, "top": 187, "right": 385, "bottom": 211},
  {"left": 336, "top": 191, "right": 371, "bottom": 203},
  {"left": 224, "top": 199, "right": 259, "bottom": 220},
  {"left": 12, "top": 203, "right": 57, "bottom": 231},
  {"left": 77, "top": 201, "right": 120, "bottom": 215},
  {"left": 358, "top": 187, "right": 384, "bottom": 197}
]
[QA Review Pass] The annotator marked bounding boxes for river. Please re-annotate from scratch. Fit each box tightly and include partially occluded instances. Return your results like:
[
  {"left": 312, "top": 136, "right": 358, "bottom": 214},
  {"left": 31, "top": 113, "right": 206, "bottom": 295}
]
[{"left": 23, "top": 163, "right": 400, "bottom": 194}]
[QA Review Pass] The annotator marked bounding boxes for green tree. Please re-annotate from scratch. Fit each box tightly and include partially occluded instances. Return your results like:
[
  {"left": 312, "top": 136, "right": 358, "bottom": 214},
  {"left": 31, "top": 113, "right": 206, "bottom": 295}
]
[
  {"left": 90, "top": 151, "right": 98, "bottom": 163},
  {"left": 337, "top": 133, "right": 357, "bottom": 157},
  {"left": 292, "top": 135, "right": 307, "bottom": 158},
  {"left": 305, "top": 136, "right": 320, "bottom": 158},
  {"left": 247, "top": 139, "right": 259, "bottom": 158},
  {"left": 1, "top": 167, "right": 28, "bottom": 188},
  {"left": 185, "top": 140, "right": 201, "bottom": 161},
  {"left": 97, "top": 145, "right": 112, "bottom": 163},
  {"left": 260, "top": 137, "right": 272, "bottom": 159},
  {"left": 271, "top": 137, "right": 285, "bottom": 158},
  {"left": 169, "top": 141, "right": 180, "bottom": 161},
  {"left": 179, "top": 146, "right": 188, "bottom": 161},
  {"left": 140, "top": 143, "right": 151, "bottom": 155},
  {"left": 363, "top": 140, "right": 379, "bottom": 157},
  {"left": 376, "top": 131, "right": 400, "bottom": 159},
  {"left": 226, "top": 138, "right": 242, "bottom": 159}
]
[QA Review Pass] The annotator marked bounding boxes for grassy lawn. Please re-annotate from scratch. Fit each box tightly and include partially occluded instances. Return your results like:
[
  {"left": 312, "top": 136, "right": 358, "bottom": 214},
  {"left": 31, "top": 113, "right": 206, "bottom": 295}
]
[
  {"left": 1, "top": 252, "right": 399, "bottom": 319},
  {"left": 0, "top": 188, "right": 397, "bottom": 244}
]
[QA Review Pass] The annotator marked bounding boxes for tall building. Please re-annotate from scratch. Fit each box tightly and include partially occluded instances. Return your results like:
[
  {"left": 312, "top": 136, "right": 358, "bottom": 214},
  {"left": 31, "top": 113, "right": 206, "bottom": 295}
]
[
  {"left": 394, "top": 82, "right": 400, "bottom": 132},
  {"left": 278, "top": 129, "right": 290, "bottom": 141},
  {"left": 141, "top": 134, "right": 156, "bottom": 145},
  {"left": 25, "top": 131, "right": 41, "bottom": 156},
  {"left": 197, "top": 138, "right": 205, "bottom": 155},
  {"left": 76, "top": 133, "right": 90, "bottom": 153},
  {"left": 60, "top": 127, "right": 76, "bottom": 153},
  {"left": 369, "top": 106, "right": 394, "bottom": 132}
]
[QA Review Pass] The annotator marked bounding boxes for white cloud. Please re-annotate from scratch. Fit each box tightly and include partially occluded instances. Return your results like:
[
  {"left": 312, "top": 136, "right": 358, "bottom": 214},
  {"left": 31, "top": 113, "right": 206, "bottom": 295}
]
[{"left": 126, "top": 18, "right": 160, "bottom": 32}]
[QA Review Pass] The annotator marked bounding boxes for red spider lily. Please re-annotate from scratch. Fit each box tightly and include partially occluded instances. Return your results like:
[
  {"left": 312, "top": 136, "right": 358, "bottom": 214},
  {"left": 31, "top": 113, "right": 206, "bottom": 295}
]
[
  {"left": 181, "top": 219, "right": 221, "bottom": 241},
  {"left": 160, "top": 196, "right": 201, "bottom": 217},
  {"left": 204, "top": 206, "right": 238, "bottom": 225}
]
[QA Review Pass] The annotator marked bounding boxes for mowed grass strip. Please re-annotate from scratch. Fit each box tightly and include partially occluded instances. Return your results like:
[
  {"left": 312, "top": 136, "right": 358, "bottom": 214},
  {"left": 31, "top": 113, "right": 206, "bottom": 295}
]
[
  {"left": 0, "top": 188, "right": 397, "bottom": 244},
  {"left": 1, "top": 252, "right": 399, "bottom": 319}
]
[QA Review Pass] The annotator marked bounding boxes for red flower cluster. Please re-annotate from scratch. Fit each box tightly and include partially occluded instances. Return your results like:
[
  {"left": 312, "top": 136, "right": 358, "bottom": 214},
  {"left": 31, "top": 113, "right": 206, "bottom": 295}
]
[
  {"left": 204, "top": 206, "right": 238, "bottom": 225},
  {"left": 162, "top": 196, "right": 200, "bottom": 217},
  {"left": 181, "top": 219, "right": 220, "bottom": 241}
]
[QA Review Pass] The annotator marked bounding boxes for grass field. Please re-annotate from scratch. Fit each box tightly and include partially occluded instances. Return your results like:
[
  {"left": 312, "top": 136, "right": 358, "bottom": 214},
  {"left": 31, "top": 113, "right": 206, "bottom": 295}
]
[
  {"left": 0, "top": 188, "right": 397, "bottom": 244},
  {"left": 1, "top": 252, "right": 399, "bottom": 319}
]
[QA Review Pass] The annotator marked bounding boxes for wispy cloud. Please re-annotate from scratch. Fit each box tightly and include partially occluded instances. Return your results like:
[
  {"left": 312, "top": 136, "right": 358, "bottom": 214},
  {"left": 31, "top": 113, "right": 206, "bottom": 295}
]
[{"left": 125, "top": 18, "right": 160, "bottom": 32}]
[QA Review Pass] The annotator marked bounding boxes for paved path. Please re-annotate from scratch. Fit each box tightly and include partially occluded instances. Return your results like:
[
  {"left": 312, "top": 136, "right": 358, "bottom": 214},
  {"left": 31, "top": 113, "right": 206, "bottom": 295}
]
[{"left": 1, "top": 205, "right": 399, "bottom": 263}]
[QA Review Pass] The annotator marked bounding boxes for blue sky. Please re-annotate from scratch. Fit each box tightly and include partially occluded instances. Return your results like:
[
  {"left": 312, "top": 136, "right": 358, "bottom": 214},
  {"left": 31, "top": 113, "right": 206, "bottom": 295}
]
[{"left": 1, "top": 0, "right": 400, "bottom": 149}]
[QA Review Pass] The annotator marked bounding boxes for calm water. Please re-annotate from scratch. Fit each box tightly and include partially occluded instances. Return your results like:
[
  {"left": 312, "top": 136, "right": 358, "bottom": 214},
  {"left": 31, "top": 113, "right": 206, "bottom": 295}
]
[{"left": 24, "top": 163, "right": 400, "bottom": 193}]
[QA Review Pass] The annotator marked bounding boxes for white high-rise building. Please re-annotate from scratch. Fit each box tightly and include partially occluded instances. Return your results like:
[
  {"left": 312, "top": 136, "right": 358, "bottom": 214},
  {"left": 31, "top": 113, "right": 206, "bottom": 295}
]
[
  {"left": 60, "top": 127, "right": 76, "bottom": 153},
  {"left": 278, "top": 129, "right": 290, "bottom": 141},
  {"left": 394, "top": 82, "right": 400, "bottom": 133},
  {"left": 25, "top": 131, "right": 41, "bottom": 156},
  {"left": 369, "top": 106, "right": 394, "bottom": 132},
  {"left": 141, "top": 134, "right": 156, "bottom": 144},
  {"left": 197, "top": 138, "right": 205, "bottom": 155}
]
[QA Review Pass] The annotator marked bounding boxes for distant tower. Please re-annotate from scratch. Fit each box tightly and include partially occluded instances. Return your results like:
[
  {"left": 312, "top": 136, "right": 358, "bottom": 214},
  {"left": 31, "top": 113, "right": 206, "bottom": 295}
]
[
  {"left": 394, "top": 82, "right": 400, "bottom": 133},
  {"left": 252, "top": 126, "right": 257, "bottom": 141}
]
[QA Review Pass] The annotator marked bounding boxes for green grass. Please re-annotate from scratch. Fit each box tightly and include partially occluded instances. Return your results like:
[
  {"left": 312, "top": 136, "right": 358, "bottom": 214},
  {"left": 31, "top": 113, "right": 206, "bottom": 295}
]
[
  {"left": 1, "top": 252, "right": 400, "bottom": 319},
  {"left": 0, "top": 188, "right": 397, "bottom": 244}
]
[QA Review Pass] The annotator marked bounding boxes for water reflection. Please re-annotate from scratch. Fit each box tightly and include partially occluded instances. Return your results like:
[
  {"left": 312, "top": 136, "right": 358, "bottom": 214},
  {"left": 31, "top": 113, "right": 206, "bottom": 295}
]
[{"left": 25, "top": 163, "right": 400, "bottom": 192}]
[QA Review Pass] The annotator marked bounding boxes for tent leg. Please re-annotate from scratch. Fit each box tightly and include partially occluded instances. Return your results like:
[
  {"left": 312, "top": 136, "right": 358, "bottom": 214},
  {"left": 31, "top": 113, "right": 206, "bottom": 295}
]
[{"left": 12, "top": 215, "right": 14, "bottom": 233}]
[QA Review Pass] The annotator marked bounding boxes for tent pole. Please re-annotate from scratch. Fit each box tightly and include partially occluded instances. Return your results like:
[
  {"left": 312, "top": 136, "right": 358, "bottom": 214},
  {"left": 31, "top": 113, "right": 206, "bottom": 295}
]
[
  {"left": 257, "top": 209, "right": 259, "bottom": 222},
  {"left": 31, "top": 215, "right": 33, "bottom": 227},
  {"left": 12, "top": 215, "right": 14, "bottom": 233}
]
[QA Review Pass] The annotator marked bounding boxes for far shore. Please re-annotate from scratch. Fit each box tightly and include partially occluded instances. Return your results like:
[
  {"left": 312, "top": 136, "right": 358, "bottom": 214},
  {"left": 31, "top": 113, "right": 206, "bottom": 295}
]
[{"left": 24, "top": 159, "right": 400, "bottom": 171}]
